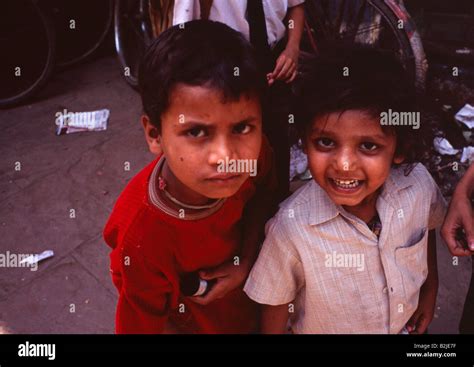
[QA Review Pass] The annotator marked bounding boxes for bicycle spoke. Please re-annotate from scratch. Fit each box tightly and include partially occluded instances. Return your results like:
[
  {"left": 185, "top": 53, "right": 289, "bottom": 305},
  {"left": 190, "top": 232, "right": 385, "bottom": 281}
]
[
  {"left": 333, "top": 0, "right": 347, "bottom": 37},
  {"left": 352, "top": 23, "right": 384, "bottom": 36},
  {"left": 125, "top": 16, "right": 146, "bottom": 42},
  {"left": 346, "top": 0, "right": 367, "bottom": 42},
  {"left": 351, "top": 27, "right": 383, "bottom": 44},
  {"left": 313, "top": 0, "right": 332, "bottom": 40}
]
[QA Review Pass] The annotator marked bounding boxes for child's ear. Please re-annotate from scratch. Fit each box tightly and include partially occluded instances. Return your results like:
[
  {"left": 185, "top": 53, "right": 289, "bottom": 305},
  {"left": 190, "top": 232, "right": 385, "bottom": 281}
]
[
  {"left": 141, "top": 115, "right": 162, "bottom": 156},
  {"left": 393, "top": 154, "right": 405, "bottom": 165}
]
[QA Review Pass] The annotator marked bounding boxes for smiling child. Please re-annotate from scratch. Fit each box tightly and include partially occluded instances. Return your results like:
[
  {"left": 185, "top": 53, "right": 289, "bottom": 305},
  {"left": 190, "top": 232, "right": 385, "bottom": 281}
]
[{"left": 244, "top": 45, "right": 447, "bottom": 334}]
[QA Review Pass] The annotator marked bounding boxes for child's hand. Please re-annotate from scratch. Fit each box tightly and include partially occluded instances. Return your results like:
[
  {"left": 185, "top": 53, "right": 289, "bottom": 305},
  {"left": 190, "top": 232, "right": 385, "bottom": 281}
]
[
  {"left": 405, "top": 280, "right": 438, "bottom": 334},
  {"left": 188, "top": 258, "right": 251, "bottom": 306},
  {"left": 267, "top": 46, "right": 299, "bottom": 86},
  {"left": 441, "top": 184, "right": 474, "bottom": 256}
]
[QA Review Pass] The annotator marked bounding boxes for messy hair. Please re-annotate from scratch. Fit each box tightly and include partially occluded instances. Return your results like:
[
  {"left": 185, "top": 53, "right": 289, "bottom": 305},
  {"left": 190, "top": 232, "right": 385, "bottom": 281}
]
[
  {"left": 293, "top": 43, "right": 431, "bottom": 166},
  {"left": 139, "top": 20, "right": 266, "bottom": 130}
]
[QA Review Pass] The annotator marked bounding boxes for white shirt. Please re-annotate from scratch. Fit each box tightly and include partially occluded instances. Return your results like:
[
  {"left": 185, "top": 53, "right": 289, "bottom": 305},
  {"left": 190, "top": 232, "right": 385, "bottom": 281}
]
[
  {"left": 173, "top": 0, "right": 305, "bottom": 48},
  {"left": 244, "top": 164, "right": 447, "bottom": 334}
]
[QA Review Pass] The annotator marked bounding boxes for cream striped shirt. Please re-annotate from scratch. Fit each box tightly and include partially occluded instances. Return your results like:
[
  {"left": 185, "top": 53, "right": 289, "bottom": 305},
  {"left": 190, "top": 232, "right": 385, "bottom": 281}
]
[{"left": 244, "top": 163, "right": 447, "bottom": 334}]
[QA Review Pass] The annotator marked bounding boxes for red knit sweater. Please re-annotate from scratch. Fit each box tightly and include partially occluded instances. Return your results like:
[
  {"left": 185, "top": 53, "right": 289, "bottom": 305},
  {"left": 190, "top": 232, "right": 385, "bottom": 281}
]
[{"left": 104, "top": 141, "right": 273, "bottom": 334}]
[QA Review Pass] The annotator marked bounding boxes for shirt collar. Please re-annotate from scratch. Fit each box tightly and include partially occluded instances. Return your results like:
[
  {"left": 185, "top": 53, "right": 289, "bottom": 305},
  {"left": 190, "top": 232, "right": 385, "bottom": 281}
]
[{"left": 308, "top": 165, "right": 415, "bottom": 226}]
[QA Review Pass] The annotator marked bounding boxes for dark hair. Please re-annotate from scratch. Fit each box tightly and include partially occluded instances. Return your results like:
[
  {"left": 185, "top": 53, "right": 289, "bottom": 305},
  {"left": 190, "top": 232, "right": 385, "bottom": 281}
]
[
  {"left": 139, "top": 20, "right": 266, "bottom": 130},
  {"left": 293, "top": 43, "right": 431, "bottom": 165}
]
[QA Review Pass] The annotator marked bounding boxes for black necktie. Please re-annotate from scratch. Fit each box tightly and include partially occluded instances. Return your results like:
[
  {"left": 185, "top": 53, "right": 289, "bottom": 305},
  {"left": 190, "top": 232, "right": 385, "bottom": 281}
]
[{"left": 247, "top": 0, "right": 271, "bottom": 71}]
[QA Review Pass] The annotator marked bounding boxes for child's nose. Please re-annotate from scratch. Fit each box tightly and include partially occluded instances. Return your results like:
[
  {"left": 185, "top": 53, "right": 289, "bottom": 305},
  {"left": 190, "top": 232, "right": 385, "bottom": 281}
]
[
  {"left": 335, "top": 148, "right": 357, "bottom": 172},
  {"left": 207, "top": 137, "right": 236, "bottom": 165}
]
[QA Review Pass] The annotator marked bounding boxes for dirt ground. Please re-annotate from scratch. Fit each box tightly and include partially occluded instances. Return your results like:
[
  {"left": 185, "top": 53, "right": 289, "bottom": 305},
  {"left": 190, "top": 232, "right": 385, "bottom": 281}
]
[{"left": 0, "top": 54, "right": 471, "bottom": 334}]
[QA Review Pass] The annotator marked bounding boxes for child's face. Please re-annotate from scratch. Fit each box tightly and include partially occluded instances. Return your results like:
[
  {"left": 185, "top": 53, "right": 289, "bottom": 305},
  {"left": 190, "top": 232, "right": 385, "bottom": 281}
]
[
  {"left": 145, "top": 84, "right": 262, "bottom": 201},
  {"left": 304, "top": 110, "right": 404, "bottom": 214}
]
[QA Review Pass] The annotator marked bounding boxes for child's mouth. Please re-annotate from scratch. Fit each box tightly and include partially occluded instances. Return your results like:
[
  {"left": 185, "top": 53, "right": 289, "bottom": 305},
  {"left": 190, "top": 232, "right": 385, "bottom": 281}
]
[
  {"left": 206, "top": 174, "right": 242, "bottom": 185},
  {"left": 329, "top": 178, "right": 364, "bottom": 193}
]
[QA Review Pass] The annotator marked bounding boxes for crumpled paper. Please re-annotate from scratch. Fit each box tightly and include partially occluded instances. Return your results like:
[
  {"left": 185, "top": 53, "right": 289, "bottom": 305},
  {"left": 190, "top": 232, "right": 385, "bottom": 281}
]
[
  {"left": 455, "top": 104, "right": 474, "bottom": 129},
  {"left": 433, "top": 137, "right": 460, "bottom": 155},
  {"left": 290, "top": 143, "right": 308, "bottom": 181},
  {"left": 461, "top": 146, "right": 474, "bottom": 164},
  {"left": 56, "top": 109, "right": 109, "bottom": 135}
]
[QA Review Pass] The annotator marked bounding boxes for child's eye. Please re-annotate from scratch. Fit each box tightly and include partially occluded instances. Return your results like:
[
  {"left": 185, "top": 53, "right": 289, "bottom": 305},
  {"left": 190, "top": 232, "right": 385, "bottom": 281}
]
[
  {"left": 186, "top": 127, "right": 207, "bottom": 138},
  {"left": 233, "top": 123, "right": 252, "bottom": 134},
  {"left": 315, "top": 137, "right": 335, "bottom": 148},
  {"left": 360, "top": 142, "right": 379, "bottom": 151}
]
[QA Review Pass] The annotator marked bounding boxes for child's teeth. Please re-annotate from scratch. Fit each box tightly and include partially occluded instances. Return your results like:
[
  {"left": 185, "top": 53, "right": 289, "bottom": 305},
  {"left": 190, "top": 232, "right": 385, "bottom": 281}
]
[{"left": 334, "top": 179, "right": 360, "bottom": 188}]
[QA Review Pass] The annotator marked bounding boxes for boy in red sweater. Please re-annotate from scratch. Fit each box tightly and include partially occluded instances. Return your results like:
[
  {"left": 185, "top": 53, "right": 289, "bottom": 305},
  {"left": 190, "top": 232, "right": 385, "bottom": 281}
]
[{"left": 103, "top": 20, "right": 275, "bottom": 333}]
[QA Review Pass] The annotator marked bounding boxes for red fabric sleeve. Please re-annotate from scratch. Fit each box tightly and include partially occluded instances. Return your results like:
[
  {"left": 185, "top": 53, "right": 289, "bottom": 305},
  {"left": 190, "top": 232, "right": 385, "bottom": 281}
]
[
  {"left": 113, "top": 243, "right": 174, "bottom": 334},
  {"left": 104, "top": 205, "right": 177, "bottom": 334}
]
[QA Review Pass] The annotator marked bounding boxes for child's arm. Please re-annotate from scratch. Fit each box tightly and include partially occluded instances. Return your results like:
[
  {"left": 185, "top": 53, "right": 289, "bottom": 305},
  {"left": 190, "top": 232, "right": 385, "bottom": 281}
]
[
  {"left": 261, "top": 303, "right": 291, "bottom": 334},
  {"left": 114, "top": 269, "right": 173, "bottom": 334},
  {"left": 286, "top": 4, "right": 305, "bottom": 53},
  {"left": 406, "top": 230, "right": 439, "bottom": 334},
  {"left": 190, "top": 186, "right": 275, "bottom": 305},
  {"left": 441, "top": 162, "right": 474, "bottom": 255},
  {"left": 244, "top": 202, "right": 304, "bottom": 333},
  {"left": 267, "top": 3, "right": 305, "bottom": 85},
  {"left": 106, "top": 228, "right": 175, "bottom": 334}
]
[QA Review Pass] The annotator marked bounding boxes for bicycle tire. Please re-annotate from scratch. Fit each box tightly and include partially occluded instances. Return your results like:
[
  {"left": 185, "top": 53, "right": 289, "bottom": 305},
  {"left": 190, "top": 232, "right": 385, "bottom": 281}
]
[
  {"left": 0, "top": 0, "right": 56, "bottom": 109},
  {"left": 47, "top": 0, "right": 113, "bottom": 68},
  {"left": 114, "top": 0, "right": 153, "bottom": 89},
  {"left": 371, "top": 0, "right": 427, "bottom": 89},
  {"left": 303, "top": 0, "right": 426, "bottom": 88},
  {"left": 409, "top": 1, "right": 474, "bottom": 69}
]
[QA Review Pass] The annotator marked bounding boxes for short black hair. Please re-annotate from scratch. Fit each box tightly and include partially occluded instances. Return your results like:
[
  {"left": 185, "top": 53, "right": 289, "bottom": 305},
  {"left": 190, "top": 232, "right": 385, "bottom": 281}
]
[
  {"left": 139, "top": 20, "right": 266, "bottom": 130},
  {"left": 293, "top": 43, "right": 430, "bottom": 165}
]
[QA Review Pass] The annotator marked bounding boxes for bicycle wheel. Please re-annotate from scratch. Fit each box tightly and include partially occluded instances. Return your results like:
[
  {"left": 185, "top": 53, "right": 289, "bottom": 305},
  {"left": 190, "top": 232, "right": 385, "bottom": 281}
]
[
  {"left": 0, "top": 0, "right": 56, "bottom": 109},
  {"left": 47, "top": 0, "right": 113, "bottom": 68},
  {"left": 303, "top": 0, "right": 426, "bottom": 88},
  {"left": 407, "top": 1, "right": 474, "bottom": 68},
  {"left": 114, "top": 0, "right": 153, "bottom": 89}
]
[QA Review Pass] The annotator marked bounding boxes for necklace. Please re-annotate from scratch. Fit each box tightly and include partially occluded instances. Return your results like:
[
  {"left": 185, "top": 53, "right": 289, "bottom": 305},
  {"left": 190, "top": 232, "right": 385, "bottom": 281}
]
[
  {"left": 157, "top": 168, "right": 223, "bottom": 211},
  {"left": 367, "top": 213, "right": 382, "bottom": 238}
]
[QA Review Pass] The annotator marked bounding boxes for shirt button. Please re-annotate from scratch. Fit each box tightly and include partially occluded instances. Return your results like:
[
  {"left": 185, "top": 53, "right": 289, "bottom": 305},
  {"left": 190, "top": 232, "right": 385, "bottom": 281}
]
[{"left": 383, "top": 287, "right": 388, "bottom": 294}]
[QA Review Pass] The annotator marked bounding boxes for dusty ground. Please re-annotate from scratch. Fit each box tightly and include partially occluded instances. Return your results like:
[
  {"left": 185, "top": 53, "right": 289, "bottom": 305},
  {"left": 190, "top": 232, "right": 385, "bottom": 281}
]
[{"left": 0, "top": 54, "right": 471, "bottom": 334}]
